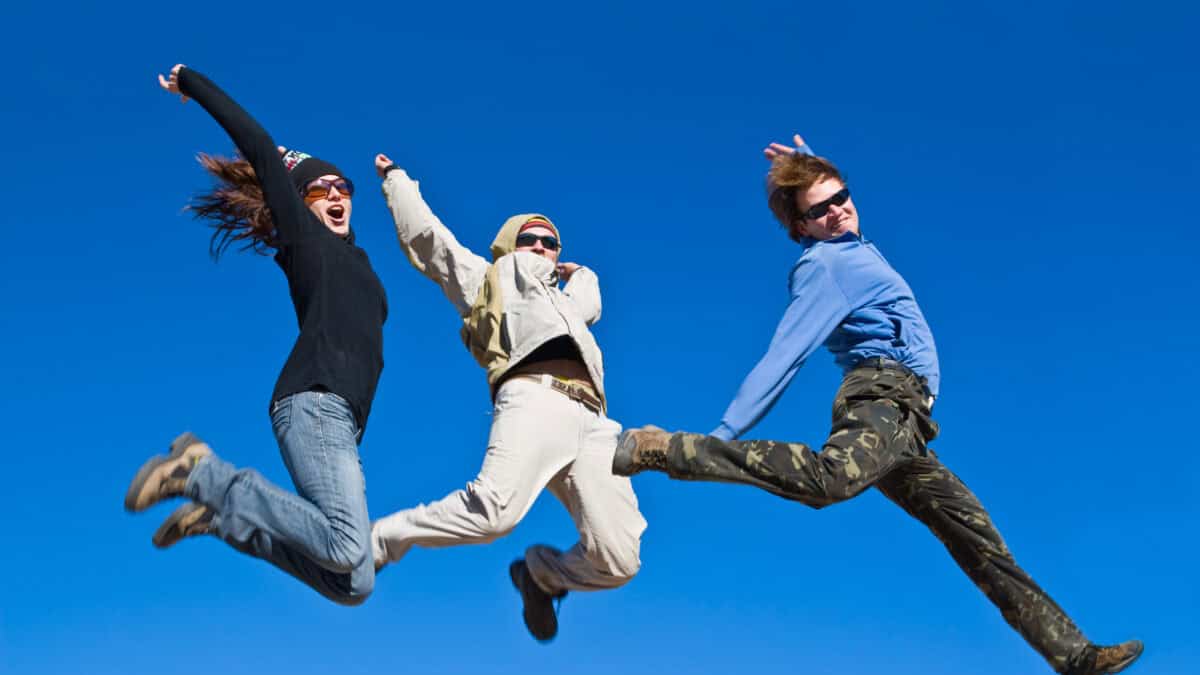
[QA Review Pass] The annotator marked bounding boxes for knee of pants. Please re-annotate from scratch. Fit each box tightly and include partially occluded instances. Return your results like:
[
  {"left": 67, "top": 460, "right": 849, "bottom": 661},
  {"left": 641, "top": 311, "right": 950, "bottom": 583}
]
[
  {"left": 466, "top": 481, "right": 524, "bottom": 540},
  {"left": 587, "top": 534, "right": 642, "bottom": 582},
  {"left": 809, "top": 480, "right": 873, "bottom": 509},
  {"left": 324, "top": 528, "right": 372, "bottom": 574},
  {"left": 481, "top": 508, "right": 522, "bottom": 540},
  {"left": 807, "top": 493, "right": 846, "bottom": 510},
  {"left": 331, "top": 573, "right": 374, "bottom": 607}
]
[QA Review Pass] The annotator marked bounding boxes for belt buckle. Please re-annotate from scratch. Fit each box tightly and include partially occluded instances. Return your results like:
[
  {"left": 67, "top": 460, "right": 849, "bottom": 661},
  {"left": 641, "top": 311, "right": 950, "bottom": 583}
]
[{"left": 539, "top": 374, "right": 600, "bottom": 414}]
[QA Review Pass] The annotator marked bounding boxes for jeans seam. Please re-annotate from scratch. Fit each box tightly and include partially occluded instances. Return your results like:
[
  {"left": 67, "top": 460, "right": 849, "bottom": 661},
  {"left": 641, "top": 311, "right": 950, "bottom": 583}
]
[
  {"left": 316, "top": 393, "right": 333, "bottom": 508},
  {"left": 315, "top": 392, "right": 348, "bottom": 563}
]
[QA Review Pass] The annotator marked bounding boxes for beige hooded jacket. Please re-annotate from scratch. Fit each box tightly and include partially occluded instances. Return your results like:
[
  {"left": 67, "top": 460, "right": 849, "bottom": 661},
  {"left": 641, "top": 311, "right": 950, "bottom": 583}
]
[{"left": 381, "top": 169, "right": 608, "bottom": 409}]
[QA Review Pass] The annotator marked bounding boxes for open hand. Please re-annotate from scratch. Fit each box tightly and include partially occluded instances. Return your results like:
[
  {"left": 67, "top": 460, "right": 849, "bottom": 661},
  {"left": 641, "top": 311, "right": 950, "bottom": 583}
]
[
  {"left": 157, "top": 64, "right": 188, "bottom": 103},
  {"left": 763, "top": 133, "right": 807, "bottom": 160}
]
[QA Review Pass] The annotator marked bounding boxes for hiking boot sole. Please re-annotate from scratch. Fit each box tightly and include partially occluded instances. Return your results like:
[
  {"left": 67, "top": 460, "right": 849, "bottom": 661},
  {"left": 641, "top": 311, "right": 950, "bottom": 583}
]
[
  {"left": 152, "top": 502, "right": 210, "bottom": 548},
  {"left": 611, "top": 431, "right": 639, "bottom": 476},
  {"left": 1106, "top": 640, "right": 1143, "bottom": 674},
  {"left": 124, "top": 432, "right": 205, "bottom": 512}
]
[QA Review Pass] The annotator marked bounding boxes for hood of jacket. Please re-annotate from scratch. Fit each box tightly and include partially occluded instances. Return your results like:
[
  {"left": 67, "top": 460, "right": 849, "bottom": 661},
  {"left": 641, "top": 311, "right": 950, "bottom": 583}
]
[{"left": 488, "top": 213, "right": 560, "bottom": 260}]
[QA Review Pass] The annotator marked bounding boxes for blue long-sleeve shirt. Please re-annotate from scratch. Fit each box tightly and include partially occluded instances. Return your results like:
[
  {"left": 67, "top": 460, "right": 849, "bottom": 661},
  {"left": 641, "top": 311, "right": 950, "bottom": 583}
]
[{"left": 712, "top": 196, "right": 939, "bottom": 442}]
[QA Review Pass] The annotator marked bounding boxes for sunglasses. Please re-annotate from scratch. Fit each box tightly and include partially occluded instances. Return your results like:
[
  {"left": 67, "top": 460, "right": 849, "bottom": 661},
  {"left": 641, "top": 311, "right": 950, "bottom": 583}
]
[
  {"left": 799, "top": 187, "right": 850, "bottom": 221},
  {"left": 303, "top": 177, "right": 355, "bottom": 203},
  {"left": 515, "top": 232, "right": 560, "bottom": 251}
]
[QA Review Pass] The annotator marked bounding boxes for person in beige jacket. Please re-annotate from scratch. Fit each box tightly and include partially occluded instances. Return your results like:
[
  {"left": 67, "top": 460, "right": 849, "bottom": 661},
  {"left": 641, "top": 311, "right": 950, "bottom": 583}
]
[{"left": 370, "top": 153, "right": 646, "bottom": 642}]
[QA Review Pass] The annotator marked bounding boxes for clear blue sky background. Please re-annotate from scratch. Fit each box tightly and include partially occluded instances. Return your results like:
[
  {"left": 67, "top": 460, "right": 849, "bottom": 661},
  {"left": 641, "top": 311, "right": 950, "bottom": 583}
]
[{"left": 2, "top": 2, "right": 1196, "bottom": 674}]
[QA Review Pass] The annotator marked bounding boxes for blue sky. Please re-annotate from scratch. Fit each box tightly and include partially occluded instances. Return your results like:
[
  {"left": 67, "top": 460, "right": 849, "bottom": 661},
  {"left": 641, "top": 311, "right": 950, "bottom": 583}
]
[{"left": 2, "top": 2, "right": 1197, "bottom": 674}]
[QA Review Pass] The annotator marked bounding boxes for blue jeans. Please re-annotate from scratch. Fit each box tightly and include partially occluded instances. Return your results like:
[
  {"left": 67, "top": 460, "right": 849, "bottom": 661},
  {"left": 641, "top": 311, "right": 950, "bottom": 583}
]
[{"left": 185, "top": 391, "right": 373, "bottom": 605}]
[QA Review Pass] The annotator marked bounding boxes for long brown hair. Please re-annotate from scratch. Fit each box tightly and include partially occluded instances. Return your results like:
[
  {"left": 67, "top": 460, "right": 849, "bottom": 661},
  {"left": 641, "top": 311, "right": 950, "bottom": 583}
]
[{"left": 188, "top": 154, "right": 280, "bottom": 258}]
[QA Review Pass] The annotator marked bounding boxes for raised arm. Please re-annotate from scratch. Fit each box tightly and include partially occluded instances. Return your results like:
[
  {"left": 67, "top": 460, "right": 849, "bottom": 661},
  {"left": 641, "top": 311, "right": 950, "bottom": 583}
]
[
  {"left": 559, "top": 263, "right": 602, "bottom": 325},
  {"left": 710, "top": 257, "right": 850, "bottom": 441},
  {"left": 160, "top": 64, "right": 318, "bottom": 243},
  {"left": 764, "top": 133, "right": 815, "bottom": 160},
  {"left": 376, "top": 154, "right": 490, "bottom": 317}
]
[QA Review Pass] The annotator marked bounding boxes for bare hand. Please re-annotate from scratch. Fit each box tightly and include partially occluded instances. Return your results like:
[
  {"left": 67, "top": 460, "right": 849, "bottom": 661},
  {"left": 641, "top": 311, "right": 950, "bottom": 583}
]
[
  {"left": 157, "top": 64, "right": 188, "bottom": 103},
  {"left": 556, "top": 262, "right": 581, "bottom": 281},
  {"left": 375, "top": 153, "right": 395, "bottom": 179},
  {"left": 763, "top": 133, "right": 807, "bottom": 160}
]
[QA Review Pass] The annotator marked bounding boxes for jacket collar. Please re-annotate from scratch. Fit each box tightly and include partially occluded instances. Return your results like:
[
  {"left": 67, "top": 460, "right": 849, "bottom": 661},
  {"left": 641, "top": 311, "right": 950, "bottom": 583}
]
[{"left": 798, "top": 230, "right": 862, "bottom": 250}]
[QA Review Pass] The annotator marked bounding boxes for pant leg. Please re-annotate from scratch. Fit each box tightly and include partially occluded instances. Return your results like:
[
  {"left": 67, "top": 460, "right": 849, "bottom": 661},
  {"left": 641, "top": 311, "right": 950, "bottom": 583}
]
[
  {"left": 667, "top": 368, "right": 924, "bottom": 508},
  {"left": 528, "top": 410, "right": 647, "bottom": 594},
  {"left": 186, "top": 391, "right": 374, "bottom": 606},
  {"left": 371, "top": 378, "right": 577, "bottom": 566},
  {"left": 875, "top": 454, "right": 1089, "bottom": 672}
]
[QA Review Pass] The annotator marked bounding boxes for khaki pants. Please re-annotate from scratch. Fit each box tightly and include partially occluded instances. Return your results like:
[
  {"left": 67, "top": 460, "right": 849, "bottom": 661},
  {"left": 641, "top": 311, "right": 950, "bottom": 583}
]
[{"left": 372, "top": 376, "right": 646, "bottom": 593}]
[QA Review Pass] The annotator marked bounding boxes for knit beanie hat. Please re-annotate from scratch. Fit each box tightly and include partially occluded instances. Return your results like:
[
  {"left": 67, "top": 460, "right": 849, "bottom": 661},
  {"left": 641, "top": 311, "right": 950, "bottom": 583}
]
[{"left": 281, "top": 149, "right": 346, "bottom": 193}]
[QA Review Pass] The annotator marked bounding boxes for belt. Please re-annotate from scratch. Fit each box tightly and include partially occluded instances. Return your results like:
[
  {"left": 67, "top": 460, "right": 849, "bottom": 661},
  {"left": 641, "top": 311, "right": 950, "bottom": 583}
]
[
  {"left": 511, "top": 374, "right": 604, "bottom": 414},
  {"left": 855, "top": 357, "right": 935, "bottom": 404},
  {"left": 857, "top": 356, "right": 916, "bottom": 375}
]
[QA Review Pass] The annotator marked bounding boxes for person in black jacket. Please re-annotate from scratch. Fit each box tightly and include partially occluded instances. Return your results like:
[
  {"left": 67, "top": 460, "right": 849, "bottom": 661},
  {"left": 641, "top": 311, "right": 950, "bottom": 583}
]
[{"left": 124, "top": 64, "right": 388, "bottom": 606}]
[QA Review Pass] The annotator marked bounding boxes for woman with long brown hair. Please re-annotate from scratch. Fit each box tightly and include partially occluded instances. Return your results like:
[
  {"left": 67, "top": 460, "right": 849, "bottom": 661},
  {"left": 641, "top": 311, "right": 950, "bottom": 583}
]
[{"left": 123, "top": 64, "right": 387, "bottom": 606}]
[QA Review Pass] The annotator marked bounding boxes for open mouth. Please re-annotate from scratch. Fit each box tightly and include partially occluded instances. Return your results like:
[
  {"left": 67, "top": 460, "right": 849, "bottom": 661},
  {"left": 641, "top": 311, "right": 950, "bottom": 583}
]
[{"left": 327, "top": 205, "right": 346, "bottom": 221}]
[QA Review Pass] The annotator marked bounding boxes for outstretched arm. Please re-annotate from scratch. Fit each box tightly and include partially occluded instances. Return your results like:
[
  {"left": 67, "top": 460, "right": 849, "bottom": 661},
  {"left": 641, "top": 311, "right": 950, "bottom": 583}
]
[
  {"left": 375, "top": 154, "right": 490, "bottom": 317},
  {"left": 711, "top": 257, "right": 850, "bottom": 441},
  {"left": 160, "top": 64, "right": 317, "bottom": 243}
]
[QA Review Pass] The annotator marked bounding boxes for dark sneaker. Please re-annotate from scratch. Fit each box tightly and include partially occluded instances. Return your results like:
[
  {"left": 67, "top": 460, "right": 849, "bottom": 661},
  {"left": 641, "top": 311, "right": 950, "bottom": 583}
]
[
  {"left": 612, "top": 425, "right": 671, "bottom": 476},
  {"left": 124, "top": 432, "right": 212, "bottom": 512},
  {"left": 1066, "top": 640, "right": 1144, "bottom": 674},
  {"left": 508, "top": 560, "right": 567, "bottom": 642},
  {"left": 152, "top": 502, "right": 213, "bottom": 548}
]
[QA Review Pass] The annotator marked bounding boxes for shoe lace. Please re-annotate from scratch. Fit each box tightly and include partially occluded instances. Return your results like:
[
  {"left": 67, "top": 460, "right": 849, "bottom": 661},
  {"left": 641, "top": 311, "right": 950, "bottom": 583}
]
[
  {"left": 638, "top": 447, "right": 669, "bottom": 469},
  {"left": 1093, "top": 644, "right": 1131, "bottom": 667}
]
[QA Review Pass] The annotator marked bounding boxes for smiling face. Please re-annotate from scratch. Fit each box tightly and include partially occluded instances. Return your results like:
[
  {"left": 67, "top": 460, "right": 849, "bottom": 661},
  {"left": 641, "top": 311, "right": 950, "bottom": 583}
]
[
  {"left": 792, "top": 177, "right": 859, "bottom": 241},
  {"left": 303, "top": 174, "right": 353, "bottom": 236},
  {"left": 513, "top": 225, "right": 561, "bottom": 263}
]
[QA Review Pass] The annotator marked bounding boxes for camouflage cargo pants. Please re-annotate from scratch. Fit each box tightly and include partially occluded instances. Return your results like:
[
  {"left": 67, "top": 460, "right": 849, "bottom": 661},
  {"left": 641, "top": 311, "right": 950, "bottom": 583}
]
[{"left": 663, "top": 361, "right": 1090, "bottom": 672}]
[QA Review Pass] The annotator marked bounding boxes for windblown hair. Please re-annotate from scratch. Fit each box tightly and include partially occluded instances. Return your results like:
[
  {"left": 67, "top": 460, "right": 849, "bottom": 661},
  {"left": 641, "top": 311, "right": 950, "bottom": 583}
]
[
  {"left": 766, "top": 153, "right": 845, "bottom": 228},
  {"left": 188, "top": 154, "right": 280, "bottom": 258}
]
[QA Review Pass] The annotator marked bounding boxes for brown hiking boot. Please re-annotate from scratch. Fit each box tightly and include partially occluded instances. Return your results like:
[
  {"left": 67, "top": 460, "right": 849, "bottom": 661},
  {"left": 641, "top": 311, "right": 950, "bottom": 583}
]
[
  {"left": 611, "top": 425, "right": 671, "bottom": 476},
  {"left": 124, "top": 432, "right": 212, "bottom": 512},
  {"left": 509, "top": 560, "right": 567, "bottom": 642},
  {"left": 1065, "top": 640, "right": 1144, "bottom": 674},
  {"left": 152, "top": 502, "right": 214, "bottom": 548}
]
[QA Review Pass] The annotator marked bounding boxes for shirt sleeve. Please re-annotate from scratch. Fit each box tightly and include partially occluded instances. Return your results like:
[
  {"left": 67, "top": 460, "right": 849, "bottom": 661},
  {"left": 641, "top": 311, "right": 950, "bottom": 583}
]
[
  {"left": 176, "top": 67, "right": 319, "bottom": 243},
  {"left": 561, "top": 266, "right": 602, "bottom": 325},
  {"left": 713, "top": 256, "right": 851, "bottom": 440},
  {"left": 381, "top": 168, "right": 490, "bottom": 317}
]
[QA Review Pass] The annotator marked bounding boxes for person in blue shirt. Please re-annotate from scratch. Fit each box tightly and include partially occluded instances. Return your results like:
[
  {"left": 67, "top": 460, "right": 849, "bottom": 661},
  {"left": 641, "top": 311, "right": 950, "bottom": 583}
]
[{"left": 613, "top": 136, "right": 1142, "bottom": 675}]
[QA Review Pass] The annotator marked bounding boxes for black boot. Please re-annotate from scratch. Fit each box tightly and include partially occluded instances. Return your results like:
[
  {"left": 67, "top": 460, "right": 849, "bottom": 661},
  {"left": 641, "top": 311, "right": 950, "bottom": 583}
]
[{"left": 509, "top": 560, "right": 567, "bottom": 642}]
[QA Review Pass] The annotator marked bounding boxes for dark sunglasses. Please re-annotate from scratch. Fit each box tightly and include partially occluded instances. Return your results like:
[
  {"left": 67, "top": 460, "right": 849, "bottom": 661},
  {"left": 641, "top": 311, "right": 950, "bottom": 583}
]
[
  {"left": 303, "top": 177, "right": 355, "bottom": 202},
  {"left": 515, "top": 232, "right": 560, "bottom": 251},
  {"left": 799, "top": 187, "right": 850, "bottom": 221}
]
